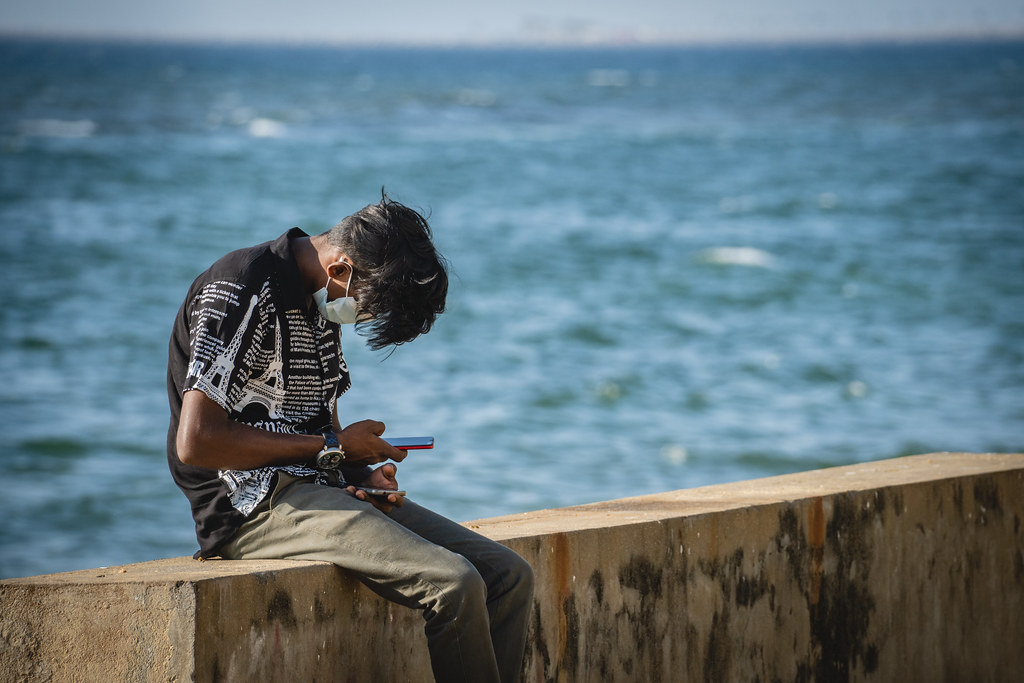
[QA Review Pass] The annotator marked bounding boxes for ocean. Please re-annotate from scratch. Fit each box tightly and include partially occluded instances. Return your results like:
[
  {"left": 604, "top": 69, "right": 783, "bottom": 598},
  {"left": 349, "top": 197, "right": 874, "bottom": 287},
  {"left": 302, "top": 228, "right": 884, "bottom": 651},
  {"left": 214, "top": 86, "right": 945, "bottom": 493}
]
[{"left": 1, "top": 38, "right": 1022, "bottom": 579}]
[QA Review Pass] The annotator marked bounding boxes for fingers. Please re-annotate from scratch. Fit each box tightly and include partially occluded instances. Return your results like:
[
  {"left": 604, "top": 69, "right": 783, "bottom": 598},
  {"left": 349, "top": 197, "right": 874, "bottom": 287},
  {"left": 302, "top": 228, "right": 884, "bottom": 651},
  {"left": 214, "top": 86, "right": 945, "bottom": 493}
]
[
  {"left": 361, "top": 419, "right": 405, "bottom": 461},
  {"left": 374, "top": 490, "right": 405, "bottom": 510},
  {"left": 346, "top": 486, "right": 403, "bottom": 512},
  {"left": 368, "top": 445, "right": 403, "bottom": 465},
  {"left": 341, "top": 419, "right": 404, "bottom": 464},
  {"left": 347, "top": 486, "right": 381, "bottom": 505},
  {"left": 373, "top": 438, "right": 404, "bottom": 464}
]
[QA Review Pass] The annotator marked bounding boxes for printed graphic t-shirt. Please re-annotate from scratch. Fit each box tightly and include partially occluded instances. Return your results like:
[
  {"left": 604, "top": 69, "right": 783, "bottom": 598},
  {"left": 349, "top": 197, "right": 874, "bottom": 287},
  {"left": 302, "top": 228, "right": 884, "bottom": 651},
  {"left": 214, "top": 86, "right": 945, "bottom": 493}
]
[{"left": 166, "top": 228, "right": 357, "bottom": 558}]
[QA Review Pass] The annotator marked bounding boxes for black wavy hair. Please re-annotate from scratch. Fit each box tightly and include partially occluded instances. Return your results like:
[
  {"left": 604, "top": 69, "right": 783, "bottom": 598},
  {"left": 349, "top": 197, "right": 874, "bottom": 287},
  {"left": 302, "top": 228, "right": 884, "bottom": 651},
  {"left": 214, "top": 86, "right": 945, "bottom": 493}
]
[{"left": 326, "top": 191, "right": 449, "bottom": 350}]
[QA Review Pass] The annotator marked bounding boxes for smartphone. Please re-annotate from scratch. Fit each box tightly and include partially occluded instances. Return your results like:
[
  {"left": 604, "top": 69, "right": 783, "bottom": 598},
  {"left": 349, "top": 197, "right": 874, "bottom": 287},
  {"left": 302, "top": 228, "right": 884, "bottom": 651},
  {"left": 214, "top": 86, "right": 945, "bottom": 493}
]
[
  {"left": 383, "top": 436, "right": 434, "bottom": 450},
  {"left": 355, "top": 486, "right": 407, "bottom": 498}
]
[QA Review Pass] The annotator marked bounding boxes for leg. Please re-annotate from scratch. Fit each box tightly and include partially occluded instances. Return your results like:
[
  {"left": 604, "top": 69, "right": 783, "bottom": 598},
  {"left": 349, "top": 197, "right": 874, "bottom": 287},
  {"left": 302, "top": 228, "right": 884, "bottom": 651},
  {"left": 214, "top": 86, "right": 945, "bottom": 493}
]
[
  {"left": 389, "top": 500, "right": 535, "bottom": 683},
  {"left": 221, "top": 475, "right": 506, "bottom": 683}
]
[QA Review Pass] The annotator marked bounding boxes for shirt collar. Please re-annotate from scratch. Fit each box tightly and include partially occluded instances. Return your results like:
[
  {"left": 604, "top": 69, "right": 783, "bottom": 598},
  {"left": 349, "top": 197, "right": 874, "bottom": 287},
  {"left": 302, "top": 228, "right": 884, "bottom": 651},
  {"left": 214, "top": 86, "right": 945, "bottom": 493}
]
[{"left": 269, "top": 227, "right": 312, "bottom": 312}]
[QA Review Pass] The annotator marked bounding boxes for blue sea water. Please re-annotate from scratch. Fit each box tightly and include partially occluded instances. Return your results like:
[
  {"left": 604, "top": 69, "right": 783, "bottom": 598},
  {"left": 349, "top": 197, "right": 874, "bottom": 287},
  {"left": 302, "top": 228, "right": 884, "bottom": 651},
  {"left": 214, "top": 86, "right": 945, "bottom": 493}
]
[{"left": 1, "top": 39, "right": 1022, "bottom": 579}]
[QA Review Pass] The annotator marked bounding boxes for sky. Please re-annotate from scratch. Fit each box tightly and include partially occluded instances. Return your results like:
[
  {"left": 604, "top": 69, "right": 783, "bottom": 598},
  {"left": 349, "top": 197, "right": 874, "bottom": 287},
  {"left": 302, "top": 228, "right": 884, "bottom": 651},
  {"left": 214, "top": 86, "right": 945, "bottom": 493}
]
[{"left": 1, "top": 0, "right": 1023, "bottom": 46}]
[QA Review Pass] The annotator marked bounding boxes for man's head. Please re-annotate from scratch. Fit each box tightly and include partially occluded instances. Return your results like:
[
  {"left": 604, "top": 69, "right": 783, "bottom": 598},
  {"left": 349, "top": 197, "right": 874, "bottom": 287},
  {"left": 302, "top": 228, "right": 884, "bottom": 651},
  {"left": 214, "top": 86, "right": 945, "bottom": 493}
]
[{"left": 324, "top": 193, "right": 449, "bottom": 350}]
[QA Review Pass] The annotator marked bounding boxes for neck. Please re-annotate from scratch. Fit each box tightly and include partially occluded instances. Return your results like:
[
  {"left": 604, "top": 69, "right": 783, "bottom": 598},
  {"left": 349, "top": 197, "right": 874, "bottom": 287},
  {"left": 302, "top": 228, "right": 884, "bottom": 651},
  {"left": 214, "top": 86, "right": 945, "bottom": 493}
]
[{"left": 292, "top": 234, "right": 329, "bottom": 296}]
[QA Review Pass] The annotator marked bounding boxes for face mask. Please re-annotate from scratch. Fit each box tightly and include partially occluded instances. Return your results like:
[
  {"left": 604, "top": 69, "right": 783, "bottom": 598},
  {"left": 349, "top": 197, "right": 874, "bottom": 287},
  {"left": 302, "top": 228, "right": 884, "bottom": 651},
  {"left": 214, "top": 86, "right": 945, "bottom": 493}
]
[{"left": 313, "top": 265, "right": 360, "bottom": 325}]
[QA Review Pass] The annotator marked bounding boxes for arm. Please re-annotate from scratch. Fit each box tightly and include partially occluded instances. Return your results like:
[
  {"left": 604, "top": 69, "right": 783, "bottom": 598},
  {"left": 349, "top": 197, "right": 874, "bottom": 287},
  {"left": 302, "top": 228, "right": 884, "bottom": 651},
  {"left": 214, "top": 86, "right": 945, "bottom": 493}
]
[{"left": 176, "top": 389, "right": 404, "bottom": 470}]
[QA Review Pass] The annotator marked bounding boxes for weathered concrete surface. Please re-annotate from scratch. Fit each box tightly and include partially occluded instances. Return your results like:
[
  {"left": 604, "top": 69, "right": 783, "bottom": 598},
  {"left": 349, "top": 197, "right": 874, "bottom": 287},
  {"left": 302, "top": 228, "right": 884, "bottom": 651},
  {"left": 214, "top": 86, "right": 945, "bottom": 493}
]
[
  {"left": 0, "top": 558, "right": 430, "bottom": 683},
  {"left": 2, "top": 452, "right": 1022, "bottom": 682}
]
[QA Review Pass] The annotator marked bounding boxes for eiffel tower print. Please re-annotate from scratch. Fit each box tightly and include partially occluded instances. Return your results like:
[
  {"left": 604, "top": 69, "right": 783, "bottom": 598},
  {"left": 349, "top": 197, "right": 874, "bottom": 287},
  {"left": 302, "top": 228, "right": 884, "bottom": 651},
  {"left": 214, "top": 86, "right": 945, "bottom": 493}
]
[
  {"left": 238, "top": 312, "right": 287, "bottom": 418},
  {"left": 199, "top": 293, "right": 259, "bottom": 407}
]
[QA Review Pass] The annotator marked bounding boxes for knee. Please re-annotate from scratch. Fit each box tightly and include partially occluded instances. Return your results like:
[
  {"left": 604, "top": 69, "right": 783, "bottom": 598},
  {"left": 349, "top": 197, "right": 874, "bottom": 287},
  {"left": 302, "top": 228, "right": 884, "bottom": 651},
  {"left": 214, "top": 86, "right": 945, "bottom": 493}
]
[
  {"left": 504, "top": 553, "right": 535, "bottom": 604},
  {"left": 446, "top": 555, "right": 488, "bottom": 605}
]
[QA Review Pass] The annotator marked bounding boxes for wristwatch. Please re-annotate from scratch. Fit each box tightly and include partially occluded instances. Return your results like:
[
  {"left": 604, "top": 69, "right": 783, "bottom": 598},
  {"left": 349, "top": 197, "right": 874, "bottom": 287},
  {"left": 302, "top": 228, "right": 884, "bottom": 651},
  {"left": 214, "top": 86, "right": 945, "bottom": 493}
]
[{"left": 315, "top": 430, "right": 346, "bottom": 470}]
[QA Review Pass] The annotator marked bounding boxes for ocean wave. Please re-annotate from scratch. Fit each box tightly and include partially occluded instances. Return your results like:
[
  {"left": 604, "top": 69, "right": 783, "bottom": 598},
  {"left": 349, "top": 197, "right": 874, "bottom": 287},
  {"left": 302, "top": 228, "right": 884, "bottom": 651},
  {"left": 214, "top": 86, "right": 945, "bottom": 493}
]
[
  {"left": 17, "top": 119, "right": 97, "bottom": 138},
  {"left": 248, "top": 118, "right": 286, "bottom": 138},
  {"left": 696, "top": 247, "right": 777, "bottom": 268}
]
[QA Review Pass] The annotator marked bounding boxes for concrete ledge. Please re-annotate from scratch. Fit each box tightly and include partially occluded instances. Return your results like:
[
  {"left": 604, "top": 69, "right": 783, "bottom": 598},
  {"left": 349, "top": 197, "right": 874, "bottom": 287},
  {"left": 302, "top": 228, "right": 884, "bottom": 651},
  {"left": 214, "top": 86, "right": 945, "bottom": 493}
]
[{"left": 2, "top": 452, "right": 1022, "bottom": 681}]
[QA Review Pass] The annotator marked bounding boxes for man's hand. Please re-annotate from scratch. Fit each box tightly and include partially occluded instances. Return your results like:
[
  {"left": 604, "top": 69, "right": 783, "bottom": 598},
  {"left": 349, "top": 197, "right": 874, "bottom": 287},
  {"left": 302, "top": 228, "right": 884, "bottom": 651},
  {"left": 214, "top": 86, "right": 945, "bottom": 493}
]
[
  {"left": 337, "top": 420, "right": 406, "bottom": 465},
  {"left": 347, "top": 463, "right": 404, "bottom": 512}
]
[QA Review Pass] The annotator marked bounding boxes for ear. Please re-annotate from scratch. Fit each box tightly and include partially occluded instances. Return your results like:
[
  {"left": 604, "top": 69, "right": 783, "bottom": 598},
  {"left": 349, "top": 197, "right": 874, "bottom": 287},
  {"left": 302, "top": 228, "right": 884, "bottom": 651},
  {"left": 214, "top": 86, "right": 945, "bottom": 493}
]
[{"left": 325, "top": 258, "right": 353, "bottom": 280}]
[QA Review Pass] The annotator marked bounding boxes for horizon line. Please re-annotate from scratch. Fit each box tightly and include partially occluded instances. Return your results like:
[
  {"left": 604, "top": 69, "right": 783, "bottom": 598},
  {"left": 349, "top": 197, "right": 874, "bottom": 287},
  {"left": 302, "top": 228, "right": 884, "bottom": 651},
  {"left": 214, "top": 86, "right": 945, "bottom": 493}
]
[{"left": 2, "top": 26, "right": 1023, "bottom": 51}]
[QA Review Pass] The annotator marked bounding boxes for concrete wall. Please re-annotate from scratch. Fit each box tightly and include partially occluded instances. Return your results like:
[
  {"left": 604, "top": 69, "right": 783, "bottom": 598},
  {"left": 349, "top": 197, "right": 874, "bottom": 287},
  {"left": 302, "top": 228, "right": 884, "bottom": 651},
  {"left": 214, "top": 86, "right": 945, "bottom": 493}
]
[{"left": 2, "top": 452, "right": 1022, "bottom": 682}]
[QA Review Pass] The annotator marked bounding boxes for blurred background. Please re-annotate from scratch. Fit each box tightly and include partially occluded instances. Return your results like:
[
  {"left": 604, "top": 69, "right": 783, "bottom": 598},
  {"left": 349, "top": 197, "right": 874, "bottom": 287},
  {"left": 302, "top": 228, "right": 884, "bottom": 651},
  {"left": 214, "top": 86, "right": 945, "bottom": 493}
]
[{"left": 1, "top": 1, "right": 1022, "bottom": 579}]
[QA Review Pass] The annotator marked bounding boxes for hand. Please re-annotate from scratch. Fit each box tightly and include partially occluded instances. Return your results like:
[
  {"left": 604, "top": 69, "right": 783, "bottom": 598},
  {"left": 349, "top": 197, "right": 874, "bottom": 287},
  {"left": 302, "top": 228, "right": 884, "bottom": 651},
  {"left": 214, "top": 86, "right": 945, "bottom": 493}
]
[
  {"left": 347, "top": 463, "right": 404, "bottom": 512},
  {"left": 337, "top": 419, "right": 406, "bottom": 465}
]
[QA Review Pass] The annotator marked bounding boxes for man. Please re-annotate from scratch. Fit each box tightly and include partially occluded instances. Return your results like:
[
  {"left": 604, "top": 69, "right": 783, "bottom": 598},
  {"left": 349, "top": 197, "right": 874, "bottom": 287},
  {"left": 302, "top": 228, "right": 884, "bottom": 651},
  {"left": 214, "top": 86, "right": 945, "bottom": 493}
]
[{"left": 166, "top": 194, "right": 534, "bottom": 683}]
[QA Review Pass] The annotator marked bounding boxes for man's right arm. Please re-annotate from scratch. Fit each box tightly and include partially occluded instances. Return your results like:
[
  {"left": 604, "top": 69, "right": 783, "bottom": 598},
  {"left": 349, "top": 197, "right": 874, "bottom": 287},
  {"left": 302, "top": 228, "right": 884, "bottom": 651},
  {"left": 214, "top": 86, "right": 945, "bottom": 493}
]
[{"left": 176, "top": 390, "right": 402, "bottom": 470}]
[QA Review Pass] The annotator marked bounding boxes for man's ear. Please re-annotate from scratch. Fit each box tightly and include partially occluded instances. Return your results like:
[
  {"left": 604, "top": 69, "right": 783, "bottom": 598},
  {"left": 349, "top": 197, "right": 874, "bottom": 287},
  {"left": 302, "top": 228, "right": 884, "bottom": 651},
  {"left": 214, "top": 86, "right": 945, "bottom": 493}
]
[{"left": 325, "top": 258, "right": 353, "bottom": 280}]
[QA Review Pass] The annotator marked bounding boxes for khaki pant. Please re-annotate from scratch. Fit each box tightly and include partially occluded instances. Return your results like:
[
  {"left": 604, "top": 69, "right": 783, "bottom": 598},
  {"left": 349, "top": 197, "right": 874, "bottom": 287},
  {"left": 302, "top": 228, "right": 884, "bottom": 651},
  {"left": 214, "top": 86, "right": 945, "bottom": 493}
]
[{"left": 220, "top": 473, "right": 534, "bottom": 683}]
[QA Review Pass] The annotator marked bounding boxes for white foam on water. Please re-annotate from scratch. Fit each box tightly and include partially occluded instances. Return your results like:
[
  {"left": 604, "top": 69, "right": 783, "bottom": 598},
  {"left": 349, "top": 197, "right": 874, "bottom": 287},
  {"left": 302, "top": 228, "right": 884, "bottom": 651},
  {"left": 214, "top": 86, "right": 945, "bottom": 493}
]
[
  {"left": 696, "top": 246, "right": 777, "bottom": 268},
  {"left": 248, "top": 118, "right": 287, "bottom": 138}
]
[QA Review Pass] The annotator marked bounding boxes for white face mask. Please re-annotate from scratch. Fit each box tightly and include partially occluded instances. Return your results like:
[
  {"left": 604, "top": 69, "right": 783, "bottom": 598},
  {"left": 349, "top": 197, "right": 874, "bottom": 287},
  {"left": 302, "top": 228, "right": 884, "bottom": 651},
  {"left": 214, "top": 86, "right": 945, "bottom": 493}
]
[{"left": 313, "top": 265, "right": 360, "bottom": 325}]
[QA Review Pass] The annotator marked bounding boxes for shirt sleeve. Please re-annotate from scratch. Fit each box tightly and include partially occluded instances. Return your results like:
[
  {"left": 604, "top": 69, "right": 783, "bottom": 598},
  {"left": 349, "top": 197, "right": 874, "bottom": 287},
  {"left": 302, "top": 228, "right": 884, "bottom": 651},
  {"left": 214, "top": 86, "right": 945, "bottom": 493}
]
[{"left": 181, "top": 279, "right": 263, "bottom": 414}]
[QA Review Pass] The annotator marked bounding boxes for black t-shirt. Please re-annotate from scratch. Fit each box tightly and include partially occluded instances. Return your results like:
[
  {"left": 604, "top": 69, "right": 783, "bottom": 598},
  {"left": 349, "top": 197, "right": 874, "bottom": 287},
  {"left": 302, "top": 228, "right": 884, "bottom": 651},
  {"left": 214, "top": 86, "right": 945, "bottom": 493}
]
[{"left": 166, "top": 228, "right": 359, "bottom": 558}]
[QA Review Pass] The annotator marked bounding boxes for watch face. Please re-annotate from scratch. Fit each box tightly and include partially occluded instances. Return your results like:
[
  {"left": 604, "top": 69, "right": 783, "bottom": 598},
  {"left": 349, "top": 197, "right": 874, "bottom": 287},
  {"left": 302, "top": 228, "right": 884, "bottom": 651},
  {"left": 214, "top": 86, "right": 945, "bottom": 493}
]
[{"left": 317, "top": 449, "right": 343, "bottom": 469}]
